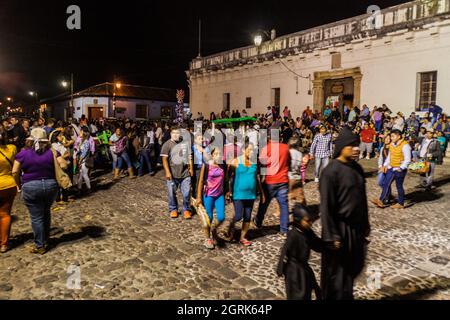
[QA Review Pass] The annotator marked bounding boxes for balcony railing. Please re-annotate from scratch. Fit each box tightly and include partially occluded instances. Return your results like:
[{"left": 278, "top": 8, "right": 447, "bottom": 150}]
[{"left": 189, "top": 0, "right": 450, "bottom": 73}]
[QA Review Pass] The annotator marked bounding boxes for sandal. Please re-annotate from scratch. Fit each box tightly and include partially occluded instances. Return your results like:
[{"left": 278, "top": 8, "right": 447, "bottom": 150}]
[
  {"left": 204, "top": 238, "right": 215, "bottom": 250},
  {"left": 240, "top": 238, "right": 252, "bottom": 247}
]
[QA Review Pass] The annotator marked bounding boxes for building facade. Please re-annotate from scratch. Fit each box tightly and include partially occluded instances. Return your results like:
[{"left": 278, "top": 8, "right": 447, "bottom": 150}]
[
  {"left": 187, "top": 0, "right": 450, "bottom": 118},
  {"left": 42, "top": 83, "right": 185, "bottom": 121}
]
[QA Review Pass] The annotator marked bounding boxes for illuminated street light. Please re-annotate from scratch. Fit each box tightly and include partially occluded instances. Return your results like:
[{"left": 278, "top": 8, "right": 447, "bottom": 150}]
[
  {"left": 254, "top": 35, "right": 263, "bottom": 47},
  {"left": 29, "top": 91, "right": 35, "bottom": 96},
  {"left": 115, "top": 82, "right": 122, "bottom": 89},
  {"left": 6, "top": 97, "right": 12, "bottom": 102},
  {"left": 61, "top": 80, "right": 69, "bottom": 88}
]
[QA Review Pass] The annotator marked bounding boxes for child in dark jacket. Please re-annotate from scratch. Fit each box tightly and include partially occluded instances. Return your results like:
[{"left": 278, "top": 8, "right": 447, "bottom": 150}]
[{"left": 276, "top": 203, "right": 323, "bottom": 300}]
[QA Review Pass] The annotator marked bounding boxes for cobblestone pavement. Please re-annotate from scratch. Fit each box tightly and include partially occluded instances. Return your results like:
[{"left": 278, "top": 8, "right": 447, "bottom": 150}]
[{"left": 0, "top": 159, "right": 449, "bottom": 300}]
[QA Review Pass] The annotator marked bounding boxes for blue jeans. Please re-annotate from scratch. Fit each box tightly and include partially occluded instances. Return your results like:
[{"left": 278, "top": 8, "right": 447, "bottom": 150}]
[
  {"left": 233, "top": 199, "right": 255, "bottom": 223},
  {"left": 21, "top": 179, "right": 58, "bottom": 248},
  {"left": 138, "top": 149, "right": 154, "bottom": 176},
  {"left": 116, "top": 151, "right": 132, "bottom": 169},
  {"left": 375, "top": 120, "right": 383, "bottom": 132},
  {"left": 256, "top": 183, "right": 289, "bottom": 233},
  {"left": 377, "top": 172, "right": 391, "bottom": 200},
  {"left": 167, "top": 177, "right": 191, "bottom": 213},
  {"left": 203, "top": 194, "right": 225, "bottom": 224},
  {"left": 379, "top": 169, "right": 407, "bottom": 205},
  {"left": 314, "top": 157, "right": 329, "bottom": 179}
]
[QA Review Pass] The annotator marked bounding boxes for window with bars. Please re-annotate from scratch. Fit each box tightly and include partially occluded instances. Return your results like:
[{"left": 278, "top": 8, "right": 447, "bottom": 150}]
[
  {"left": 223, "top": 93, "right": 230, "bottom": 111},
  {"left": 246, "top": 97, "right": 252, "bottom": 109},
  {"left": 271, "top": 88, "right": 280, "bottom": 107},
  {"left": 416, "top": 71, "right": 437, "bottom": 111},
  {"left": 135, "top": 104, "right": 148, "bottom": 118}
]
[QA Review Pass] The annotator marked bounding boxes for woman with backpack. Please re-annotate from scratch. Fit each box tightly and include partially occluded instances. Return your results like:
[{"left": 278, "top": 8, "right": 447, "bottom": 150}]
[{"left": 113, "top": 127, "right": 136, "bottom": 180}]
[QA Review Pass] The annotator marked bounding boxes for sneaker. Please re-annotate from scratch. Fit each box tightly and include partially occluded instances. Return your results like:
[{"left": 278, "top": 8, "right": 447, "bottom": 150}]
[
  {"left": 314, "top": 178, "right": 319, "bottom": 183},
  {"left": 183, "top": 211, "right": 192, "bottom": 219},
  {"left": 390, "top": 203, "right": 405, "bottom": 209},
  {"left": 149, "top": 171, "right": 156, "bottom": 176},
  {"left": 29, "top": 245, "right": 46, "bottom": 255},
  {"left": 366, "top": 156, "right": 370, "bottom": 160},
  {"left": 371, "top": 198, "right": 386, "bottom": 208},
  {"left": 279, "top": 232, "right": 288, "bottom": 240},
  {"left": 170, "top": 211, "right": 179, "bottom": 219},
  {"left": 204, "top": 238, "right": 215, "bottom": 249},
  {"left": 0, "top": 245, "right": 9, "bottom": 253}
]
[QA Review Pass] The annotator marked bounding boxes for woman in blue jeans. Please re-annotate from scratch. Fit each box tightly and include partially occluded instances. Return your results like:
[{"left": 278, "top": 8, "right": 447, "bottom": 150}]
[
  {"left": 113, "top": 128, "right": 136, "bottom": 180},
  {"left": 196, "top": 147, "right": 226, "bottom": 249},
  {"left": 226, "top": 142, "right": 264, "bottom": 246},
  {"left": 12, "top": 128, "right": 67, "bottom": 254}
]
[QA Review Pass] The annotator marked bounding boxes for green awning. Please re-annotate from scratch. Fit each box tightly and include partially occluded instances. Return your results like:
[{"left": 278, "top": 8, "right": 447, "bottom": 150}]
[{"left": 212, "top": 117, "right": 257, "bottom": 124}]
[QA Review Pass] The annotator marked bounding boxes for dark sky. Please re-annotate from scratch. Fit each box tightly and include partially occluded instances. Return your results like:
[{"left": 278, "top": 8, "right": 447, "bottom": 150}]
[{"left": 0, "top": 0, "right": 409, "bottom": 102}]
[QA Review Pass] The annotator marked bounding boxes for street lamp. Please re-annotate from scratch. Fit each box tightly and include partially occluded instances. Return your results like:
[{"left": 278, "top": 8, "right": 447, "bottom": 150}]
[
  {"left": 254, "top": 35, "right": 263, "bottom": 47},
  {"left": 60, "top": 74, "right": 74, "bottom": 119},
  {"left": 115, "top": 82, "right": 122, "bottom": 89},
  {"left": 253, "top": 29, "right": 276, "bottom": 46}
]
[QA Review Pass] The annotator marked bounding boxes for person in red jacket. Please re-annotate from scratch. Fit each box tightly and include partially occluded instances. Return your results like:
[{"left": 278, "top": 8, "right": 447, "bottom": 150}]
[
  {"left": 359, "top": 123, "right": 376, "bottom": 159},
  {"left": 255, "top": 133, "right": 291, "bottom": 236}
]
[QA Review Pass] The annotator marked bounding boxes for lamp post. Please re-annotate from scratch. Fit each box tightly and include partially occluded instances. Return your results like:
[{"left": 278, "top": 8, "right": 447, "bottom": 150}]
[
  {"left": 61, "top": 73, "right": 74, "bottom": 119},
  {"left": 254, "top": 29, "right": 312, "bottom": 96},
  {"left": 113, "top": 82, "right": 122, "bottom": 118},
  {"left": 28, "top": 91, "right": 39, "bottom": 117}
]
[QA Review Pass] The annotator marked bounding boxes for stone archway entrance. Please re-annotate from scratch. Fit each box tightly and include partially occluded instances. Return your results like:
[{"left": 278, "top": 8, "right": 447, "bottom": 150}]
[{"left": 312, "top": 67, "right": 362, "bottom": 113}]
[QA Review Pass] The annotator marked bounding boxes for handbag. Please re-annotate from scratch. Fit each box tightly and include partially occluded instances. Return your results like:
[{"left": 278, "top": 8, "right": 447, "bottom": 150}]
[
  {"left": 51, "top": 148, "right": 73, "bottom": 189},
  {"left": 408, "top": 160, "right": 430, "bottom": 175},
  {"left": 85, "top": 155, "right": 95, "bottom": 169}
]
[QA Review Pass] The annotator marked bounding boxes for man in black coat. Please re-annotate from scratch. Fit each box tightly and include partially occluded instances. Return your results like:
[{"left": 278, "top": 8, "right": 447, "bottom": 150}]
[{"left": 319, "top": 127, "right": 371, "bottom": 300}]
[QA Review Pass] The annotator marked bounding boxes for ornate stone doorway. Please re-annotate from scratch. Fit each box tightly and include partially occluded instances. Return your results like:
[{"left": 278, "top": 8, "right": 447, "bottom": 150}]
[{"left": 312, "top": 67, "right": 362, "bottom": 113}]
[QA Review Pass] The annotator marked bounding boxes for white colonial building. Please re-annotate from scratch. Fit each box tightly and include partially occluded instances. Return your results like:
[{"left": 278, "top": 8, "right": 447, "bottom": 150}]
[
  {"left": 42, "top": 83, "right": 184, "bottom": 121},
  {"left": 187, "top": 0, "right": 450, "bottom": 118}
]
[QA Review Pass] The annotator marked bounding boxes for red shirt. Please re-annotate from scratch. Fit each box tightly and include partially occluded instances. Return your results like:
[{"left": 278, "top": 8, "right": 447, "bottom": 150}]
[
  {"left": 360, "top": 128, "right": 376, "bottom": 143},
  {"left": 259, "top": 142, "right": 290, "bottom": 184}
]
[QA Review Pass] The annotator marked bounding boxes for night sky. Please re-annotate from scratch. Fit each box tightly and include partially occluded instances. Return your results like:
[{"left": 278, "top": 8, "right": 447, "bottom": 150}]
[{"left": 0, "top": 0, "right": 409, "bottom": 103}]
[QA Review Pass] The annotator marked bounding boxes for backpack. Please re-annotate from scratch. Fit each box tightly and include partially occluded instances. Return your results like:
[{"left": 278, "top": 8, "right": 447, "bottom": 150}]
[{"left": 114, "top": 136, "right": 127, "bottom": 154}]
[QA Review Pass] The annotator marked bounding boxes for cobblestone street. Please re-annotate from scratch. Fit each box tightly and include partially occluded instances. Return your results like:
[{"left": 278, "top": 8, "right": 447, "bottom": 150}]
[{"left": 0, "top": 159, "right": 449, "bottom": 300}]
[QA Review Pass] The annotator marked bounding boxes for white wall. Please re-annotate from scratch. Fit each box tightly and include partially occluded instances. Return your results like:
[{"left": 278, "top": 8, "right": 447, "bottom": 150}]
[
  {"left": 73, "top": 97, "right": 109, "bottom": 119},
  {"left": 190, "top": 22, "right": 450, "bottom": 119},
  {"left": 71, "top": 97, "right": 175, "bottom": 120}
]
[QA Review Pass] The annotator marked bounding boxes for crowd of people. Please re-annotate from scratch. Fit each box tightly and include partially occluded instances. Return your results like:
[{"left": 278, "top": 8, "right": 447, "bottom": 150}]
[{"left": 0, "top": 102, "right": 448, "bottom": 300}]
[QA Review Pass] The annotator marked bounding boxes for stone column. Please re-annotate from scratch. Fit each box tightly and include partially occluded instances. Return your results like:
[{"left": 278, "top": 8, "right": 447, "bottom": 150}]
[
  {"left": 313, "top": 79, "right": 324, "bottom": 112},
  {"left": 353, "top": 74, "right": 362, "bottom": 107}
]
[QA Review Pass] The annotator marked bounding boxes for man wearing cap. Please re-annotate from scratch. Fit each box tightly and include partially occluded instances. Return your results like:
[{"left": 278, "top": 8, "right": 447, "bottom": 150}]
[
  {"left": 309, "top": 125, "right": 333, "bottom": 182},
  {"left": 418, "top": 129, "right": 443, "bottom": 190},
  {"left": 372, "top": 129, "right": 411, "bottom": 209},
  {"left": 406, "top": 112, "right": 420, "bottom": 134},
  {"left": 319, "top": 127, "right": 370, "bottom": 300}
]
